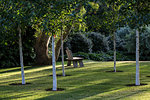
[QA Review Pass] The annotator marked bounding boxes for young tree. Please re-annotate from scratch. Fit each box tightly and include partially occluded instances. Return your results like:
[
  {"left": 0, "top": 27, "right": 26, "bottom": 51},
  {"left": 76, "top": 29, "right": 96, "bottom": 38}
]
[
  {"left": 18, "top": 26, "right": 25, "bottom": 84},
  {"left": 32, "top": 0, "right": 87, "bottom": 90},
  {"left": 1, "top": 0, "right": 36, "bottom": 84},
  {"left": 61, "top": 21, "right": 65, "bottom": 76},
  {"left": 123, "top": 0, "right": 150, "bottom": 85},
  {"left": 52, "top": 34, "right": 57, "bottom": 90},
  {"left": 101, "top": 1, "right": 125, "bottom": 72}
]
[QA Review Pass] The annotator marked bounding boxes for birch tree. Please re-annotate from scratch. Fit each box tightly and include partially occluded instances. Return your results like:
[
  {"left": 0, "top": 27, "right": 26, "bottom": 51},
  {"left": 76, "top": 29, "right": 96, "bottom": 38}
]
[
  {"left": 18, "top": 26, "right": 25, "bottom": 84},
  {"left": 123, "top": 0, "right": 150, "bottom": 85},
  {"left": 51, "top": 35, "right": 57, "bottom": 90},
  {"left": 1, "top": 0, "right": 36, "bottom": 84},
  {"left": 33, "top": 0, "right": 87, "bottom": 90},
  {"left": 135, "top": 29, "right": 140, "bottom": 85},
  {"left": 61, "top": 25, "right": 65, "bottom": 76},
  {"left": 101, "top": 1, "right": 124, "bottom": 72},
  {"left": 113, "top": 31, "right": 116, "bottom": 72}
]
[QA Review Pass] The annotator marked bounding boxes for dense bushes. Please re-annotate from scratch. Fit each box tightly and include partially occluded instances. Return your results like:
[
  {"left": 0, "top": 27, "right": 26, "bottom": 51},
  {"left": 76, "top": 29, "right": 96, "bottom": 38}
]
[
  {"left": 73, "top": 51, "right": 128, "bottom": 61},
  {"left": 1, "top": 26, "right": 150, "bottom": 67},
  {"left": 0, "top": 33, "right": 19, "bottom": 67},
  {"left": 64, "top": 32, "right": 109, "bottom": 53},
  {"left": 124, "top": 27, "right": 150, "bottom": 60},
  {"left": 64, "top": 26, "right": 150, "bottom": 61},
  {"left": 64, "top": 33, "right": 93, "bottom": 53},
  {"left": 86, "top": 32, "right": 109, "bottom": 52},
  {"left": 0, "top": 27, "right": 36, "bottom": 67}
]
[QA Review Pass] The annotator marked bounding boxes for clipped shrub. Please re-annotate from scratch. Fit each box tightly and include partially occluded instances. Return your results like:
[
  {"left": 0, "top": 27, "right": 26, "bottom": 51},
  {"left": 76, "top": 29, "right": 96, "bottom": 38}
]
[
  {"left": 73, "top": 51, "right": 128, "bottom": 61},
  {"left": 64, "top": 33, "right": 93, "bottom": 53},
  {"left": 74, "top": 52, "right": 90, "bottom": 59},
  {"left": 86, "top": 32, "right": 109, "bottom": 53}
]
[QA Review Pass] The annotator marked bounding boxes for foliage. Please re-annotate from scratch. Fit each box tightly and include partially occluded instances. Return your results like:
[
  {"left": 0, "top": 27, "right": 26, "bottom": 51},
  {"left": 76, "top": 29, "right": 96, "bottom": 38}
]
[
  {"left": 1, "top": 0, "right": 150, "bottom": 67},
  {"left": 125, "top": 27, "right": 150, "bottom": 60},
  {"left": 64, "top": 32, "right": 109, "bottom": 53},
  {"left": 0, "top": 0, "right": 88, "bottom": 67},
  {"left": 74, "top": 51, "right": 128, "bottom": 61},
  {"left": 0, "top": 27, "right": 36, "bottom": 67},
  {"left": 0, "top": 32, "right": 19, "bottom": 67},
  {"left": 107, "top": 26, "right": 150, "bottom": 61},
  {"left": 115, "top": 27, "right": 131, "bottom": 51},
  {"left": 122, "top": 0, "right": 150, "bottom": 29},
  {"left": 86, "top": 32, "right": 109, "bottom": 53},
  {"left": 64, "top": 33, "right": 93, "bottom": 53}
]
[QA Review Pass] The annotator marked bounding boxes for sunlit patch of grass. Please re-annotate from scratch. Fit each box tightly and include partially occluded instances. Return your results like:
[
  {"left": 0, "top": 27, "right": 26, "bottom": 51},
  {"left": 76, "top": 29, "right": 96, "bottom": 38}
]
[{"left": 1, "top": 61, "right": 150, "bottom": 100}]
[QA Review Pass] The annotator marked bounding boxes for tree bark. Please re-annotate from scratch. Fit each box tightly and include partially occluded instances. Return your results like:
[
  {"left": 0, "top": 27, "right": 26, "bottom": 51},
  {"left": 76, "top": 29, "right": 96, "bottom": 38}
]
[
  {"left": 34, "top": 25, "right": 71, "bottom": 66},
  {"left": 18, "top": 26, "right": 25, "bottom": 85},
  {"left": 114, "top": 31, "right": 116, "bottom": 72},
  {"left": 52, "top": 35, "right": 57, "bottom": 91},
  {"left": 135, "top": 29, "right": 140, "bottom": 85},
  {"left": 61, "top": 33, "right": 65, "bottom": 76},
  {"left": 34, "top": 32, "right": 51, "bottom": 65},
  {"left": 55, "top": 25, "right": 72, "bottom": 61}
]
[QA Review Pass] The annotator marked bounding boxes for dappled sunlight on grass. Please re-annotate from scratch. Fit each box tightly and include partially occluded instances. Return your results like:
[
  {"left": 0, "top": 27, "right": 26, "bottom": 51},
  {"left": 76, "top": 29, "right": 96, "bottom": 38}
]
[
  {"left": 0, "top": 64, "right": 65, "bottom": 79},
  {"left": 1, "top": 61, "right": 150, "bottom": 100},
  {"left": 81, "top": 85, "right": 150, "bottom": 100}
]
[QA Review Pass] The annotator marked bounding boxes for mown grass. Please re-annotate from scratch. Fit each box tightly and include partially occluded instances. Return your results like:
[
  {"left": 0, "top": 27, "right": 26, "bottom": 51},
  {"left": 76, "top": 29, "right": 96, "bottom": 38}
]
[{"left": 1, "top": 61, "right": 150, "bottom": 100}]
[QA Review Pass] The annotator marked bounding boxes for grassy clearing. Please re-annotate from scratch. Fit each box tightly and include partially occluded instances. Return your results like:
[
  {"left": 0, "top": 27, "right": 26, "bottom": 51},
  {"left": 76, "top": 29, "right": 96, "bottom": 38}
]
[{"left": 1, "top": 61, "right": 150, "bottom": 100}]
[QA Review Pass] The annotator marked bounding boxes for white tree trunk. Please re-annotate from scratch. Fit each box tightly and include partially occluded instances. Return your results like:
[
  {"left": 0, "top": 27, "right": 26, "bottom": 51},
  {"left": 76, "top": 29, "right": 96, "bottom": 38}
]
[
  {"left": 135, "top": 29, "right": 140, "bottom": 85},
  {"left": 114, "top": 31, "right": 116, "bottom": 72},
  {"left": 61, "top": 34, "right": 65, "bottom": 76},
  {"left": 18, "top": 26, "right": 25, "bottom": 85},
  {"left": 52, "top": 35, "right": 57, "bottom": 91}
]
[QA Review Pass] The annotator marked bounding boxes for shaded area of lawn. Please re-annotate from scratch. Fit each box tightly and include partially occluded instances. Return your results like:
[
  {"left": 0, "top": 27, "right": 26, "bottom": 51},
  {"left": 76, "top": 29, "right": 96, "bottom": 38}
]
[{"left": 0, "top": 61, "right": 150, "bottom": 100}]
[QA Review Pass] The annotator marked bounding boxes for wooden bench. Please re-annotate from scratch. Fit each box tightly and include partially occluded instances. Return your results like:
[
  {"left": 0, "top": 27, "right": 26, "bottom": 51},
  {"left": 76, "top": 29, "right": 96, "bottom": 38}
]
[{"left": 66, "top": 47, "right": 84, "bottom": 67}]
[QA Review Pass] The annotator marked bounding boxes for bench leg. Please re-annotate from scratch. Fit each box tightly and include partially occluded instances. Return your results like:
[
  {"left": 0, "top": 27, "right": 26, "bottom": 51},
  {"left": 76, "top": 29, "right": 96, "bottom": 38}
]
[
  {"left": 73, "top": 61, "right": 78, "bottom": 67},
  {"left": 67, "top": 61, "right": 71, "bottom": 66},
  {"left": 79, "top": 60, "right": 84, "bottom": 67}
]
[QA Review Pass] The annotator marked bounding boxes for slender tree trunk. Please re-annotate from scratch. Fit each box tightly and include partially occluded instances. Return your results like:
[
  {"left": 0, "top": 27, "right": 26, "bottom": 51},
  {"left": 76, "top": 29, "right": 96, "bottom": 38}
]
[
  {"left": 114, "top": 31, "right": 116, "bottom": 72},
  {"left": 61, "top": 33, "right": 65, "bottom": 76},
  {"left": 52, "top": 35, "right": 57, "bottom": 91},
  {"left": 18, "top": 26, "right": 25, "bottom": 85},
  {"left": 135, "top": 29, "right": 140, "bottom": 85},
  {"left": 34, "top": 32, "right": 51, "bottom": 65},
  {"left": 55, "top": 25, "right": 72, "bottom": 60}
]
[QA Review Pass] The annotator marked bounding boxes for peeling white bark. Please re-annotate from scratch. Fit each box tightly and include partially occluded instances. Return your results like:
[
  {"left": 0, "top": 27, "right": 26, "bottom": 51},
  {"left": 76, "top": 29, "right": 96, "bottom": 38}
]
[
  {"left": 52, "top": 35, "right": 57, "bottom": 90},
  {"left": 135, "top": 29, "right": 140, "bottom": 85},
  {"left": 18, "top": 26, "right": 25, "bottom": 85}
]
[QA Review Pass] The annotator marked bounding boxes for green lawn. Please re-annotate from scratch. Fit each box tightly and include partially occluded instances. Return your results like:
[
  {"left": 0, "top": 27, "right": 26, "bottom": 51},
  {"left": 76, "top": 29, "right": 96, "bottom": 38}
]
[{"left": 1, "top": 61, "right": 150, "bottom": 100}]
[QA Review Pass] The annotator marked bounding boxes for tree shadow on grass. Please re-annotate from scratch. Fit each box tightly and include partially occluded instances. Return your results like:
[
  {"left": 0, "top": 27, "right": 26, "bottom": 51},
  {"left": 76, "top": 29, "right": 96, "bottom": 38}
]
[
  {"left": 105, "top": 70, "right": 123, "bottom": 72},
  {"left": 36, "top": 63, "right": 150, "bottom": 100},
  {"left": 0, "top": 65, "right": 49, "bottom": 74},
  {"left": 1, "top": 62, "right": 150, "bottom": 100},
  {"left": 37, "top": 80, "right": 149, "bottom": 100},
  {"left": 9, "top": 82, "right": 31, "bottom": 85},
  {"left": 126, "top": 83, "right": 148, "bottom": 86},
  {"left": 49, "top": 74, "right": 71, "bottom": 77}
]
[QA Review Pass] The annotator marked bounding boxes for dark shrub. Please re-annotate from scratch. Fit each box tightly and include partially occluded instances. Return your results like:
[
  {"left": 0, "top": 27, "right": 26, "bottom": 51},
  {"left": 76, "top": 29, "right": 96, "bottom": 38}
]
[
  {"left": 64, "top": 33, "right": 93, "bottom": 53},
  {"left": 86, "top": 32, "right": 109, "bottom": 53}
]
